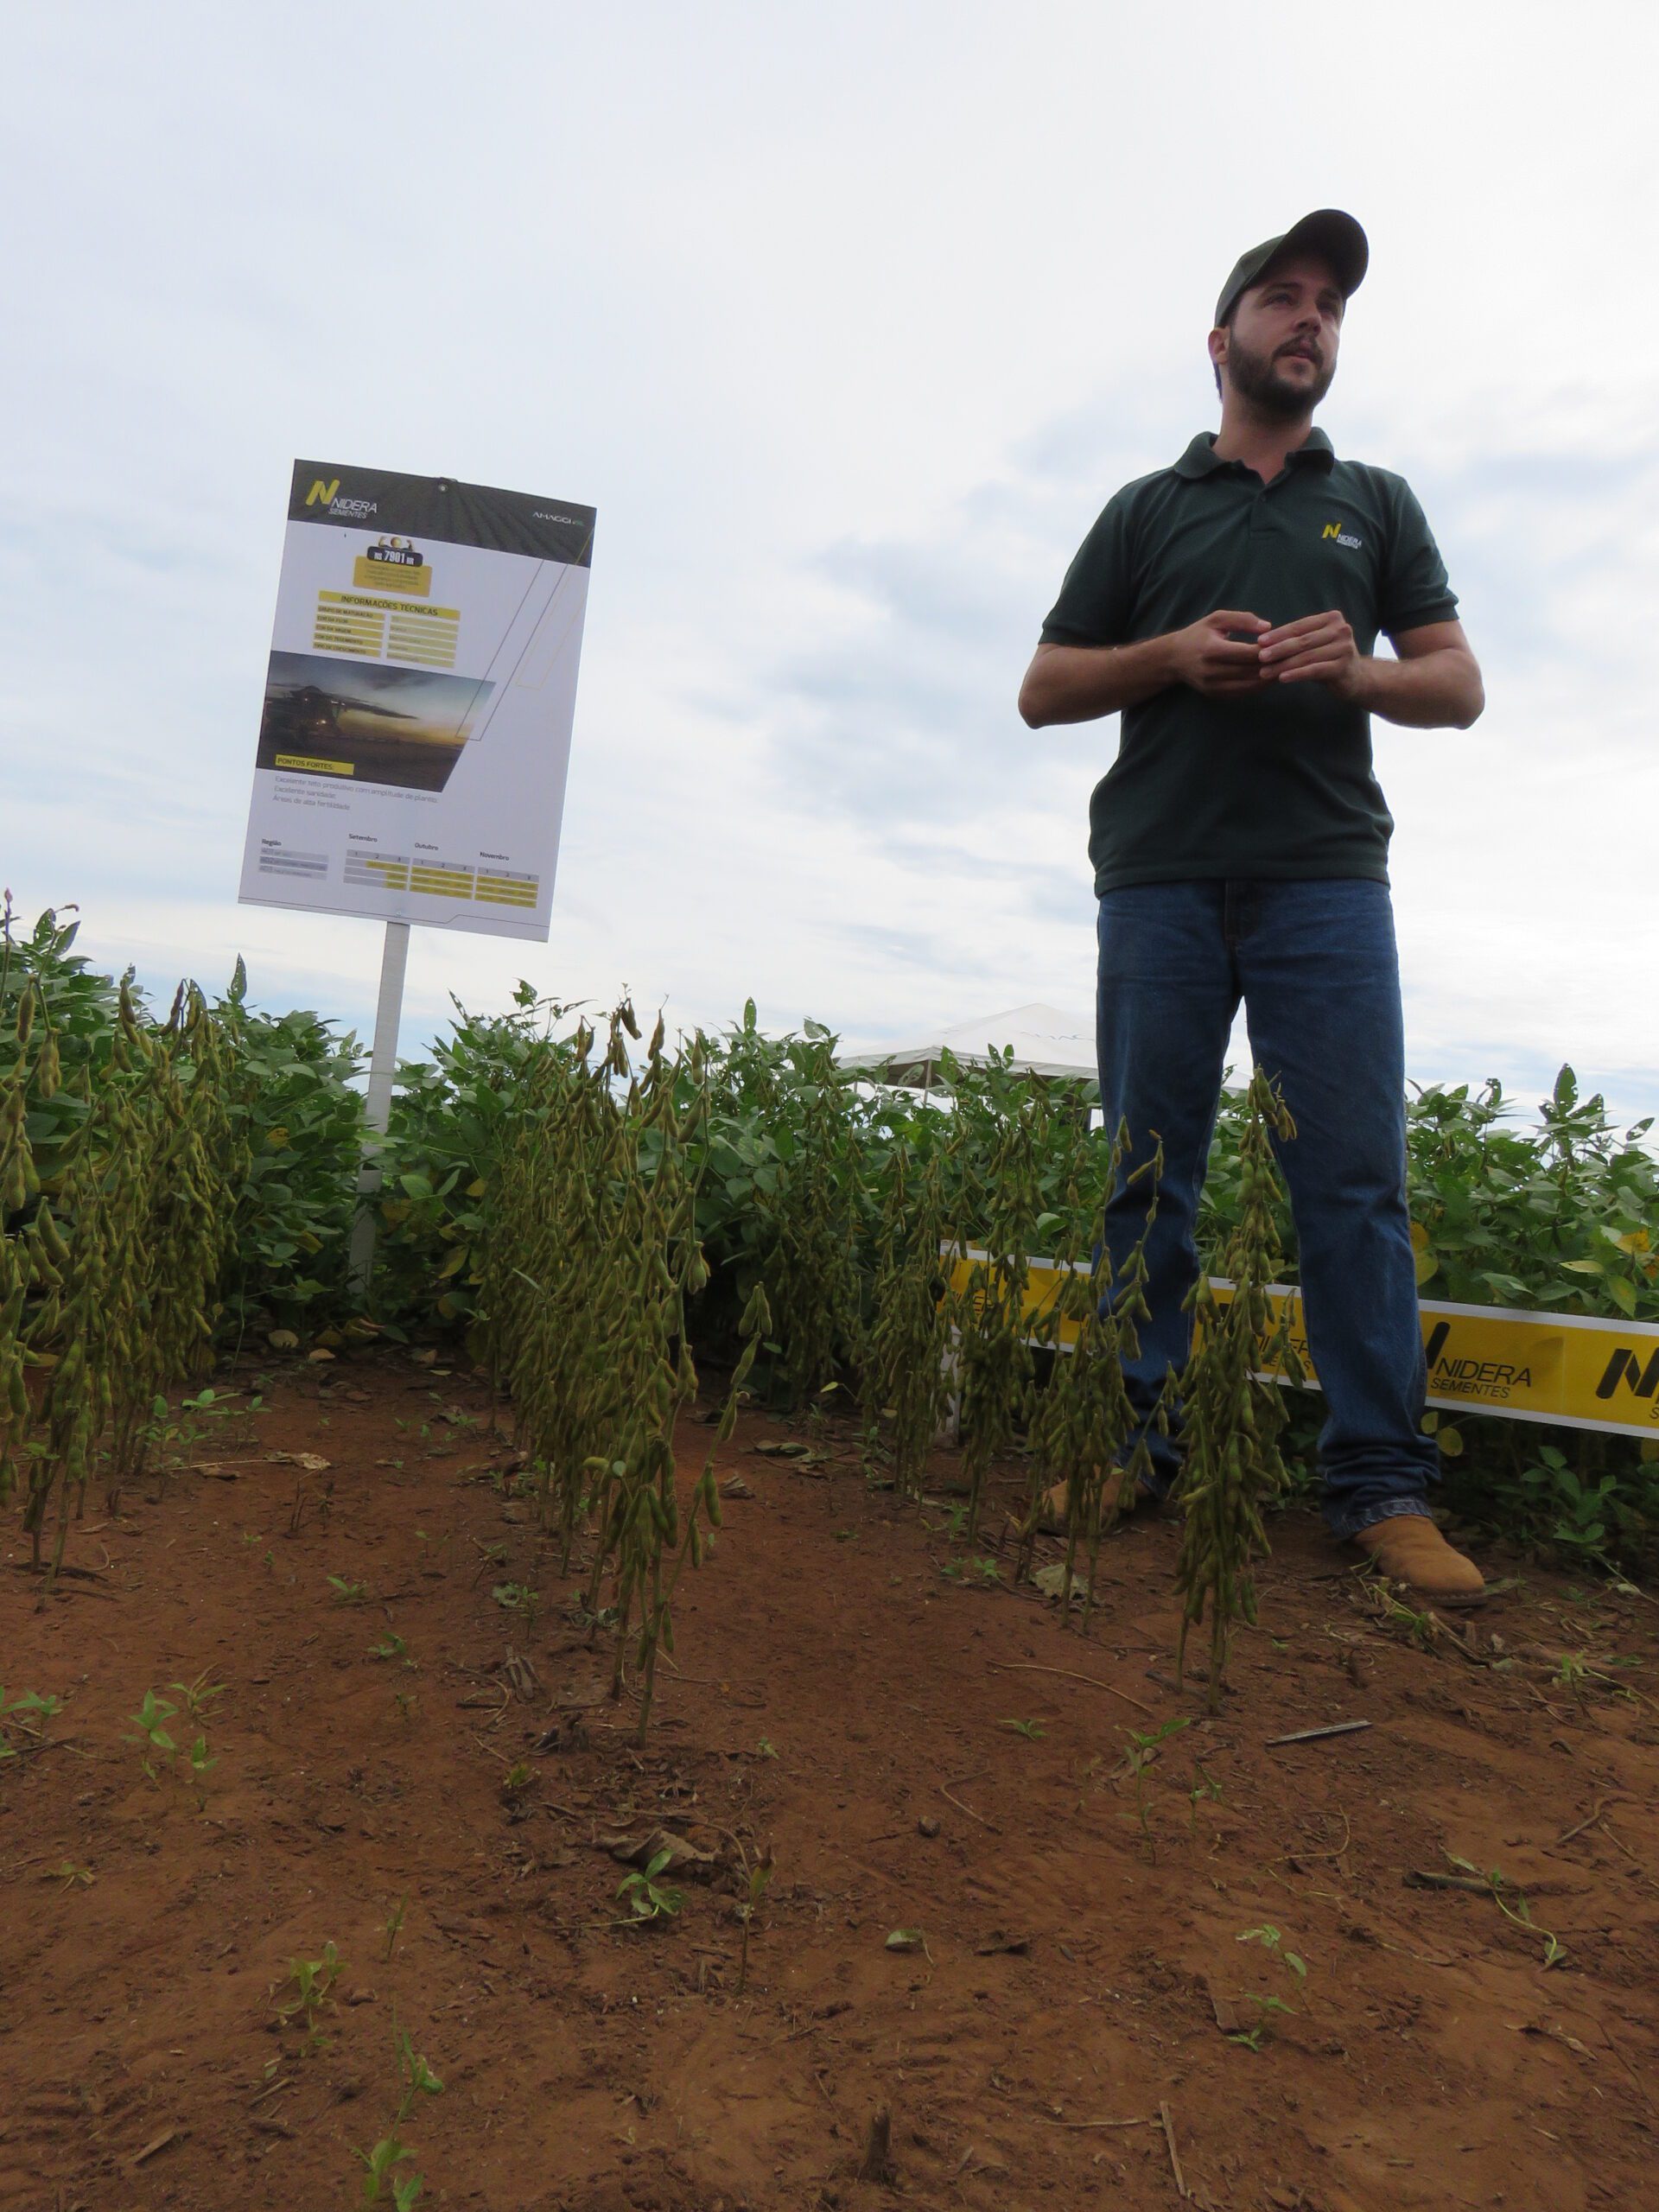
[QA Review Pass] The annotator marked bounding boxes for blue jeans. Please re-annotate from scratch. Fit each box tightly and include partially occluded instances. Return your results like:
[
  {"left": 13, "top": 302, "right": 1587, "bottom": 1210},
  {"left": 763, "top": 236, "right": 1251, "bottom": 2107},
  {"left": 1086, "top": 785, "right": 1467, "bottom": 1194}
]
[{"left": 1096, "top": 878, "right": 1438, "bottom": 1541}]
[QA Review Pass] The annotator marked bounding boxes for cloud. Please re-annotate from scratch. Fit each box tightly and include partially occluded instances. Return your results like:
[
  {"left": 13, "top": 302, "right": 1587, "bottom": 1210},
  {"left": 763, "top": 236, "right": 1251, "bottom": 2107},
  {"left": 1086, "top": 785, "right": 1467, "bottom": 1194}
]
[{"left": 6, "top": 3, "right": 1659, "bottom": 1134}]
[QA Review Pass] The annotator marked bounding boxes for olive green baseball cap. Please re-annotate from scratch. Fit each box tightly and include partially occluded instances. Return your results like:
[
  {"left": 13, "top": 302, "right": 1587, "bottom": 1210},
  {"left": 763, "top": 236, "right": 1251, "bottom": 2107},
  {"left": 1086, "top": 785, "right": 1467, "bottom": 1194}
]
[{"left": 1214, "top": 209, "right": 1369, "bottom": 327}]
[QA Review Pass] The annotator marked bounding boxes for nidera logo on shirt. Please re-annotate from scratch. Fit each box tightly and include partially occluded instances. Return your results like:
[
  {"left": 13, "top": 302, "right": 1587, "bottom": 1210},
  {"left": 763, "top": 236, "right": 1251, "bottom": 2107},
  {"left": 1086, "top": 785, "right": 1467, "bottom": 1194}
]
[{"left": 1321, "top": 519, "right": 1363, "bottom": 550}]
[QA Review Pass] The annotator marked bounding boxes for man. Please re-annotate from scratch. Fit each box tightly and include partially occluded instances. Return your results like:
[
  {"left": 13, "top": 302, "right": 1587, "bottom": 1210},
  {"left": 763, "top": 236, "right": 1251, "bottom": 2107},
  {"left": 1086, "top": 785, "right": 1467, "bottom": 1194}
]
[{"left": 1019, "top": 209, "right": 1485, "bottom": 1605}]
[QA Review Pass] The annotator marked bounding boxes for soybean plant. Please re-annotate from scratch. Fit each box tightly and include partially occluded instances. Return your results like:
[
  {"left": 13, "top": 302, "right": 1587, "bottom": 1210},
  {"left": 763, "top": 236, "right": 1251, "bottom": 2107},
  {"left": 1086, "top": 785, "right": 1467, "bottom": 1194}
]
[
  {"left": 2, "top": 912, "right": 254, "bottom": 1578},
  {"left": 1021, "top": 1133, "right": 1162, "bottom": 1627},
  {"left": 472, "top": 1004, "right": 753, "bottom": 1740},
  {"left": 0, "top": 960, "right": 41, "bottom": 1510},
  {"left": 861, "top": 1148, "right": 950, "bottom": 1500},
  {"left": 1172, "top": 1070, "right": 1302, "bottom": 1711},
  {"left": 753, "top": 1027, "right": 862, "bottom": 1408},
  {"left": 948, "top": 1098, "right": 1045, "bottom": 1543}
]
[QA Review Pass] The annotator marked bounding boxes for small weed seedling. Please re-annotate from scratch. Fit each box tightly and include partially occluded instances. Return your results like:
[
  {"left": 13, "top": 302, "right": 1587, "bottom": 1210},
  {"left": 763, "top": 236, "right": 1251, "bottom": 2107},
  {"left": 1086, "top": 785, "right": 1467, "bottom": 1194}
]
[
  {"left": 413, "top": 1528, "right": 454, "bottom": 1576},
  {"left": 491, "top": 1581, "right": 541, "bottom": 1628},
  {"left": 355, "top": 2014, "right": 444, "bottom": 2207},
  {"left": 1188, "top": 1759, "right": 1224, "bottom": 1834},
  {"left": 328, "top": 1574, "right": 369, "bottom": 1605},
  {"left": 617, "top": 1847, "right": 684, "bottom": 1925},
  {"left": 999, "top": 1718, "right": 1046, "bottom": 1741},
  {"left": 925, "top": 1502, "right": 969, "bottom": 1543},
  {"left": 137, "top": 1385, "right": 238, "bottom": 1504},
  {"left": 0, "top": 1686, "right": 62, "bottom": 1758},
  {"left": 1119, "top": 1716, "right": 1192, "bottom": 1852},
  {"left": 1230, "top": 1994, "right": 1295, "bottom": 2052},
  {"left": 48, "top": 1859, "right": 93, "bottom": 1890},
  {"left": 371, "top": 1633, "right": 416, "bottom": 1667},
  {"left": 755, "top": 1737, "right": 779, "bottom": 1760},
  {"left": 1447, "top": 1854, "right": 1566, "bottom": 1967},
  {"left": 125, "top": 1689, "right": 179, "bottom": 1782},
  {"left": 1239, "top": 1922, "right": 1306, "bottom": 1984},
  {"left": 169, "top": 1670, "right": 227, "bottom": 1722},
  {"left": 184, "top": 1731, "right": 216, "bottom": 1807},
  {"left": 278, "top": 1940, "right": 344, "bottom": 2050},
  {"left": 736, "top": 1844, "right": 776, "bottom": 1993},
  {"left": 383, "top": 1896, "right": 407, "bottom": 1963},
  {"left": 1230, "top": 1923, "right": 1308, "bottom": 2050}
]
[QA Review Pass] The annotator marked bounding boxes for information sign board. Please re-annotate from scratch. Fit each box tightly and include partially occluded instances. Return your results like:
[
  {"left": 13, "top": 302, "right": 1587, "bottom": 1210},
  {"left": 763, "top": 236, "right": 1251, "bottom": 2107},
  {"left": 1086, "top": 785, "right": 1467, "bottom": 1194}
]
[{"left": 238, "top": 461, "right": 594, "bottom": 941}]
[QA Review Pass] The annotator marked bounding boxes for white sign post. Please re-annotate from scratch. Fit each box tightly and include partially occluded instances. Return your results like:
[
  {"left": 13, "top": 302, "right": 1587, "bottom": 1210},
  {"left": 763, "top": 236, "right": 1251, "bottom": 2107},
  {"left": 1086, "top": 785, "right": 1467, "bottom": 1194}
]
[
  {"left": 346, "top": 917, "right": 410, "bottom": 1294},
  {"left": 238, "top": 461, "right": 595, "bottom": 1293}
]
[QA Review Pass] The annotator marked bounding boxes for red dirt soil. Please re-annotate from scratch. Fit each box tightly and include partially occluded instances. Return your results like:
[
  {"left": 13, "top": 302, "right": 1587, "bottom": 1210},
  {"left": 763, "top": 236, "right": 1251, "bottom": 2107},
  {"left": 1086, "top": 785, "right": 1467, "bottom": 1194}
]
[{"left": 3, "top": 1353, "right": 1659, "bottom": 2212}]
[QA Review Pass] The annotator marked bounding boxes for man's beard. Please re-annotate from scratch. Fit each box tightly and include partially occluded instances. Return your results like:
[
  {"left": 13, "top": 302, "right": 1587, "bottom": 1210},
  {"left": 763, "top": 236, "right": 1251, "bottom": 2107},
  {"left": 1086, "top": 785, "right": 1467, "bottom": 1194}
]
[{"left": 1224, "top": 335, "right": 1335, "bottom": 418}]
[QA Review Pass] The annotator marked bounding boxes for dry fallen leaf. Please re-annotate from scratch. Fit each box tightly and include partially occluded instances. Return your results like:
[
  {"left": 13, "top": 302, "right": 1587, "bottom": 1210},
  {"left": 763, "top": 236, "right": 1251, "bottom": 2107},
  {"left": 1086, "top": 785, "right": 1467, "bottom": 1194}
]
[
  {"left": 1033, "top": 1561, "right": 1091, "bottom": 1605},
  {"left": 601, "top": 1827, "right": 717, "bottom": 1875}
]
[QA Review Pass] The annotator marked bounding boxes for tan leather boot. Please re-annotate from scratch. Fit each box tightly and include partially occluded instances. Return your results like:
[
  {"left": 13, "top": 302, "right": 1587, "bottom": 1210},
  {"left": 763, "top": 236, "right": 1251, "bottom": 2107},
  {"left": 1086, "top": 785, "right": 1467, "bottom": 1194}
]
[
  {"left": 1352, "top": 1515, "right": 1486, "bottom": 1606},
  {"left": 1037, "top": 1465, "right": 1148, "bottom": 1537}
]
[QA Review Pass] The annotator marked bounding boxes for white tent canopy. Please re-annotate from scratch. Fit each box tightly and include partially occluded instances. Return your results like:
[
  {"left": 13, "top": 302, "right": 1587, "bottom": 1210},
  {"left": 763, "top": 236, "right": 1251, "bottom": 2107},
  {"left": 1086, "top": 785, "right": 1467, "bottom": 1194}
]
[{"left": 842, "top": 1001, "right": 1096, "bottom": 1090}]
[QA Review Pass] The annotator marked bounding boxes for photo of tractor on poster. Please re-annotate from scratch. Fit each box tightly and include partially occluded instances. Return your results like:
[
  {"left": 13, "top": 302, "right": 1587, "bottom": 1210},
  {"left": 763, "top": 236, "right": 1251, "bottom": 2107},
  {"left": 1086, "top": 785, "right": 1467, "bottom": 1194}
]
[{"left": 254, "top": 652, "right": 493, "bottom": 794}]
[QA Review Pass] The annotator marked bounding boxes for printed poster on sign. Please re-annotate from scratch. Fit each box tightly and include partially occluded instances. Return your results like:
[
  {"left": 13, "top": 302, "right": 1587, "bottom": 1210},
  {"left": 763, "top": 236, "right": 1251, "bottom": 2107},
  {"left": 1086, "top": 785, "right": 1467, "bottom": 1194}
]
[{"left": 238, "top": 461, "right": 594, "bottom": 941}]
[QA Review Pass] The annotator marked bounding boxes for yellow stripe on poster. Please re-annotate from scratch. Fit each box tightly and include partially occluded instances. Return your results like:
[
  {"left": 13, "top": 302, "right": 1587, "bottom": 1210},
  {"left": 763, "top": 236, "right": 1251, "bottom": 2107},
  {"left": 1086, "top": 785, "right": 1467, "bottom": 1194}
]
[
  {"left": 351, "top": 557, "right": 432, "bottom": 596},
  {"left": 944, "top": 1249, "right": 1659, "bottom": 1442},
  {"left": 274, "top": 753, "right": 354, "bottom": 776},
  {"left": 318, "top": 591, "right": 459, "bottom": 621}
]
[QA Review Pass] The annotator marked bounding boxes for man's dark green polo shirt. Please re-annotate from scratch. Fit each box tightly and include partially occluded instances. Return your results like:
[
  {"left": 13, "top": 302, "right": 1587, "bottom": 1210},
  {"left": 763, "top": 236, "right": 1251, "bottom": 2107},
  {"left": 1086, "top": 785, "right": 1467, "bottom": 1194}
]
[{"left": 1040, "top": 429, "right": 1459, "bottom": 894}]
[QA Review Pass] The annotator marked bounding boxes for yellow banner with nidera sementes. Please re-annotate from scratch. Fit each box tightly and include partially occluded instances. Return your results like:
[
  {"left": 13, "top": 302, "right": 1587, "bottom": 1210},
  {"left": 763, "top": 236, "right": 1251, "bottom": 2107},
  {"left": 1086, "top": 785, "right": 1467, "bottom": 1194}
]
[{"left": 945, "top": 1248, "right": 1659, "bottom": 1443}]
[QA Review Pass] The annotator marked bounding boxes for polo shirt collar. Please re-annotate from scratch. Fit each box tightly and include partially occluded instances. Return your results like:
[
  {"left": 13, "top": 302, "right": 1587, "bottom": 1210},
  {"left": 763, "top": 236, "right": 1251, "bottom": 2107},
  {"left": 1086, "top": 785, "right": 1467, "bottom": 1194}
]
[{"left": 1173, "top": 427, "right": 1337, "bottom": 478}]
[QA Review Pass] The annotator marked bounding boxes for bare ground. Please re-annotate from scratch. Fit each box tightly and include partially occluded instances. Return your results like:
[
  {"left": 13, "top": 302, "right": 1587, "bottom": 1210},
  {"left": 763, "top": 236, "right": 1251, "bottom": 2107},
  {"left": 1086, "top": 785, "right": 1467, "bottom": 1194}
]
[{"left": 3, "top": 1351, "right": 1658, "bottom": 2211}]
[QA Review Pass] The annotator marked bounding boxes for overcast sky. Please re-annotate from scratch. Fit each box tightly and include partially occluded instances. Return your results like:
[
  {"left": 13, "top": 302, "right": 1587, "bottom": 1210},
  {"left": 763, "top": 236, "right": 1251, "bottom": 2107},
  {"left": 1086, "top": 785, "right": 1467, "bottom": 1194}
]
[{"left": 7, "top": 2, "right": 1658, "bottom": 1124}]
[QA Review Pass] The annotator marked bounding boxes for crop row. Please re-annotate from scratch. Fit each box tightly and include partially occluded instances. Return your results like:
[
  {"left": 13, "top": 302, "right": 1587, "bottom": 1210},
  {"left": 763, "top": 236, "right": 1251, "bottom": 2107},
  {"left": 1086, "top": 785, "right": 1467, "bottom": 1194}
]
[{"left": 4, "top": 904, "right": 1657, "bottom": 1576}]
